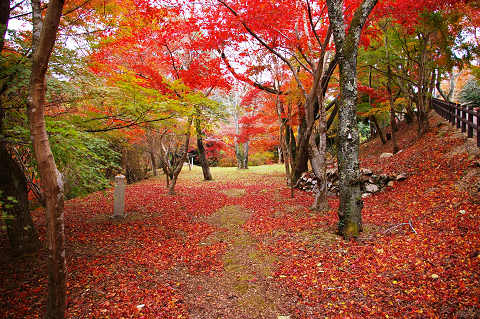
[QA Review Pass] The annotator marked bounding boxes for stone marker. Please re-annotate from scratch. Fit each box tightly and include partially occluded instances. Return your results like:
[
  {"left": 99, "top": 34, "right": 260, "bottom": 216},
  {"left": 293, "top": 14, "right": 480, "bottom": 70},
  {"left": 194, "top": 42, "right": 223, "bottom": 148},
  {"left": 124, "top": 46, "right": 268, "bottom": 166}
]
[
  {"left": 380, "top": 152, "right": 393, "bottom": 159},
  {"left": 112, "top": 174, "right": 126, "bottom": 218}
]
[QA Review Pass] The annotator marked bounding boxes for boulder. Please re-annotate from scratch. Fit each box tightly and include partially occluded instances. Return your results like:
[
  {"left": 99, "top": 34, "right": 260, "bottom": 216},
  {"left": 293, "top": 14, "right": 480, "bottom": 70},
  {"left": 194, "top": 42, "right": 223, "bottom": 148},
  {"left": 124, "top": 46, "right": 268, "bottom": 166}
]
[
  {"left": 380, "top": 152, "right": 393, "bottom": 159},
  {"left": 396, "top": 173, "right": 407, "bottom": 181},
  {"left": 365, "top": 183, "right": 380, "bottom": 193},
  {"left": 387, "top": 181, "right": 395, "bottom": 187}
]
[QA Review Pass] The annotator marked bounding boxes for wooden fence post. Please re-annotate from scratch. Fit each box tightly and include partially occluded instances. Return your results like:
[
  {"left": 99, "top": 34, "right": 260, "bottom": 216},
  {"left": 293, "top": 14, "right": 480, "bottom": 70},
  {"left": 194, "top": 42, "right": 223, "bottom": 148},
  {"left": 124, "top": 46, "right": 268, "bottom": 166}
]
[
  {"left": 462, "top": 104, "right": 467, "bottom": 133},
  {"left": 457, "top": 105, "right": 461, "bottom": 129},
  {"left": 450, "top": 103, "right": 455, "bottom": 125},
  {"left": 468, "top": 104, "right": 473, "bottom": 138},
  {"left": 477, "top": 108, "right": 480, "bottom": 147}
]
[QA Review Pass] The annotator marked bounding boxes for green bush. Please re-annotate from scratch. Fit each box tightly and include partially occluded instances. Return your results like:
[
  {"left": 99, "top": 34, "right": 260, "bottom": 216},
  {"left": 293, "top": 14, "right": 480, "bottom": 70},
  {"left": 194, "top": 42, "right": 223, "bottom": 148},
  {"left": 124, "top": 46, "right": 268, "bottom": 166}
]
[
  {"left": 248, "top": 151, "right": 275, "bottom": 166},
  {"left": 13, "top": 120, "right": 121, "bottom": 199}
]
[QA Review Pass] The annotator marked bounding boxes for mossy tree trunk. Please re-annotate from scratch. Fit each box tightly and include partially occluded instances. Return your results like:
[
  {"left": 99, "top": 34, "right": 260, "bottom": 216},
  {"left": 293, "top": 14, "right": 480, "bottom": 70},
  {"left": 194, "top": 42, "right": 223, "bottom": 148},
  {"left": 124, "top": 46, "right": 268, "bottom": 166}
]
[{"left": 326, "top": 0, "right": 378, "bottom": 238}]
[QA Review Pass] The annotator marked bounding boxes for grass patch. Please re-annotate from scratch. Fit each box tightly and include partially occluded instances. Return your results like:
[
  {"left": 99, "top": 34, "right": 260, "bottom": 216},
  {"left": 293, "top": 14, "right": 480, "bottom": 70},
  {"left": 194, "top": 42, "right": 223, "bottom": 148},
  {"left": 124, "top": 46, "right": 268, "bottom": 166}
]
[
  {"left": 174, "top": 164, "right": 286, "bottom": 184},
  {"left": 221, "top": 188, "right": 247, "bottom": 197}
]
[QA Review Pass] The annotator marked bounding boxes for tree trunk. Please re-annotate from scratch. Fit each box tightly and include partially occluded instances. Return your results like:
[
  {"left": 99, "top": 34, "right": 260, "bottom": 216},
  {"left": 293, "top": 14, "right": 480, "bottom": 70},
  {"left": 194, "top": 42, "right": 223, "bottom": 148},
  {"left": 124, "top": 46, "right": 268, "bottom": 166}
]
[
  {"left": 167, "top": 118, "right": 192, "bottom": 195},
  {"left": 416, "top": 36, "right": 430, "bottom": 136},
  {"left": 243, "top": 142, "right": 249, "bottom": 169},
  {"left": 197, "top": 136, "right": 212, "bottom": 180},
  {"left": 390, "top": 107, "right": 399, "bottom": 153},
  {"left": 384, "top": 24, "right": 399, "bottom": 154},
  {"left": 280, "top": 121, "right": 291, "bottom": 185},
  {"left": 0, "top": 143, "right": 40, "bottom": 255},
  {"left": 0, "top": 0, "right": 9, "bottom": 52},
  {"left": 308, "top": 131, "right": 329, "bottom": 211},
  {"left": 150, "top": 152, "right": 157, "bottom": 176},
  {"left": 327, "top": 0, "right": 378, "bottom": 238},
  {"left": 27, "top": 0, "right": 66, "bottom": 317},
  {"left": 292, "top": 116, "right": 309, "bottom": 182},
  {"left": 195, "top": 116, "right": 212, "bottom": 180},
  {"left": 370, "top": 115, "right": 386, "bottom": 144},
  {"left": 308, "top": 86, "right": 330, "bottom": 211},
  {"left": 405, "top": 99, "right": 415, "bottom": 123},
  {"left": 335, "top": 57, "right": 364, "bottom": 238}
]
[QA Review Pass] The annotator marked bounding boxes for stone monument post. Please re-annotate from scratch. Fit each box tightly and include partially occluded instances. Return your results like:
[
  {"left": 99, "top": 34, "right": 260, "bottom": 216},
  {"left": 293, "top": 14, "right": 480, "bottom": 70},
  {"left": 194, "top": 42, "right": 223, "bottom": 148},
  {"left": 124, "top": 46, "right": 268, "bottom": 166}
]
[{"left": 112, "top": 174, "right": 126, "bottom": 218}]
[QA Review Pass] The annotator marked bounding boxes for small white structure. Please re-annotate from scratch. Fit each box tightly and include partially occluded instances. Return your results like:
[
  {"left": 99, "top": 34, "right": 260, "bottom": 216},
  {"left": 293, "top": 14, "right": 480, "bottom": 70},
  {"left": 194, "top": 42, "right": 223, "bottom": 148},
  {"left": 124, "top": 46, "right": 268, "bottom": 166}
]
[{"left": 112, "top": 174, "right": 126, "bottom": 218}]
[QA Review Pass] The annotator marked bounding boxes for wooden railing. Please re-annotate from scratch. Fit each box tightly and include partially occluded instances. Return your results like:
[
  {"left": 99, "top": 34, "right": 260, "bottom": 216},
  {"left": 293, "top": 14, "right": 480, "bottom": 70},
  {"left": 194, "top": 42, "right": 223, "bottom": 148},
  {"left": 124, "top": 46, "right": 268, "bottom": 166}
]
[{"left": 431, "top": 97, "right": 480, "bottom": 147}]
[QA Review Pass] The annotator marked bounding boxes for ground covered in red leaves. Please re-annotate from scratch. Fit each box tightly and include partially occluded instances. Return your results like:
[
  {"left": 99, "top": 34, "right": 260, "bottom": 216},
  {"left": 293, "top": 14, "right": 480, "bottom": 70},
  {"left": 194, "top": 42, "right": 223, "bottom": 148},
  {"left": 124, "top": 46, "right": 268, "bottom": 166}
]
[{"left": 1, "top": 113, "right": 480, "bottom": 318}]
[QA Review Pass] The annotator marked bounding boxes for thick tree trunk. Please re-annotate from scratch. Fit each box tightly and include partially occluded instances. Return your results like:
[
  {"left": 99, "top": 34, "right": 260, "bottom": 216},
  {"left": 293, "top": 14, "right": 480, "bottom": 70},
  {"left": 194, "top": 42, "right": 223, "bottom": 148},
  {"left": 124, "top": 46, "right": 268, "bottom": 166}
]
[
  {"left": 327, "top": 0, "right": 377, "bottom": 238},
  {"left": 416, "top": 36, "right": 430, "bottom": 136},
  {"left": 194, "top": 107, "right": 212, "bottom": 180},
  {"left": 0, "top": 143, "right": 40, "bottom": 255},
  {"left": 27, "top": 0, "right": 66, "bottom": 317},
  {"left": 195, "top": 116, "right": 212, "bottom": 180},
  {"left": 197, "top": 136, "right": 212, "bottom": 180},
  {"left": 292, "top": 117, "right": 309, "bottom": 182},
  {"left": 335, "top": 57, "right": 364, "bottom": 238}
]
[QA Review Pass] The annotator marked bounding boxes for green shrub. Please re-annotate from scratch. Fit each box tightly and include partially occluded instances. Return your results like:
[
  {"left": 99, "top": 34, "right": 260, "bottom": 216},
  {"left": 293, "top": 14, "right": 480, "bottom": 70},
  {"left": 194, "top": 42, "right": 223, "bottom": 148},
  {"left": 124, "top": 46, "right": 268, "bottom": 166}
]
[{"left": 248, "top": 151, "right": 275, "bottom": 166}]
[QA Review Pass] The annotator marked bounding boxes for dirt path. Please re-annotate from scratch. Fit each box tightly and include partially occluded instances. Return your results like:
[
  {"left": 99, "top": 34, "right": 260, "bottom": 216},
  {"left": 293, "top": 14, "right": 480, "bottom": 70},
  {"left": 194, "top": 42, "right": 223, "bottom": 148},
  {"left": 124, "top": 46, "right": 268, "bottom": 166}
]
[{"left": 165, "top": 199, "right": 294, "bottom": 318}]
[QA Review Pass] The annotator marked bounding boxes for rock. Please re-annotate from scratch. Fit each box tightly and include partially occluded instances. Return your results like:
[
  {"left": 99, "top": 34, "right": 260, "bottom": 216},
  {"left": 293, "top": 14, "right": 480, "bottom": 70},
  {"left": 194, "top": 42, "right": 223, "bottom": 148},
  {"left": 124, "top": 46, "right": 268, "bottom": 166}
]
[
  {"left": 326, "top": 168, "right": 337, "bottom": 176},
  {"left": 396, "top": 173, "right": 407, "bottom": 181},
  {"left": 380, "top": 152, "right": 393, "bottom": 159},
  {"left": 387, "top": 181, "right": 395, "bottom": 187},
  {"left": 362, "top": 193, "right": 371, "bottom": 198},
  {"left": 365, "top": 183, "right": 380, "bottom": 193},
  {"left": 379, "top": 173, "right": 389, "bottom": 180},
  {"left": 360, "top": 168, "right": 373, "bottom": 175}
]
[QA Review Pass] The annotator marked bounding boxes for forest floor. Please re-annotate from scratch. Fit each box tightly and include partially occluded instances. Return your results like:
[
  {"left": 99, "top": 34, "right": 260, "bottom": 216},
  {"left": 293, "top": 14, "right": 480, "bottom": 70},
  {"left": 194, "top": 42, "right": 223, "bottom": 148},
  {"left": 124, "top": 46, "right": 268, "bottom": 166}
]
[{"left": 1, "top": 112, "right": 480, "bottom": 318}]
